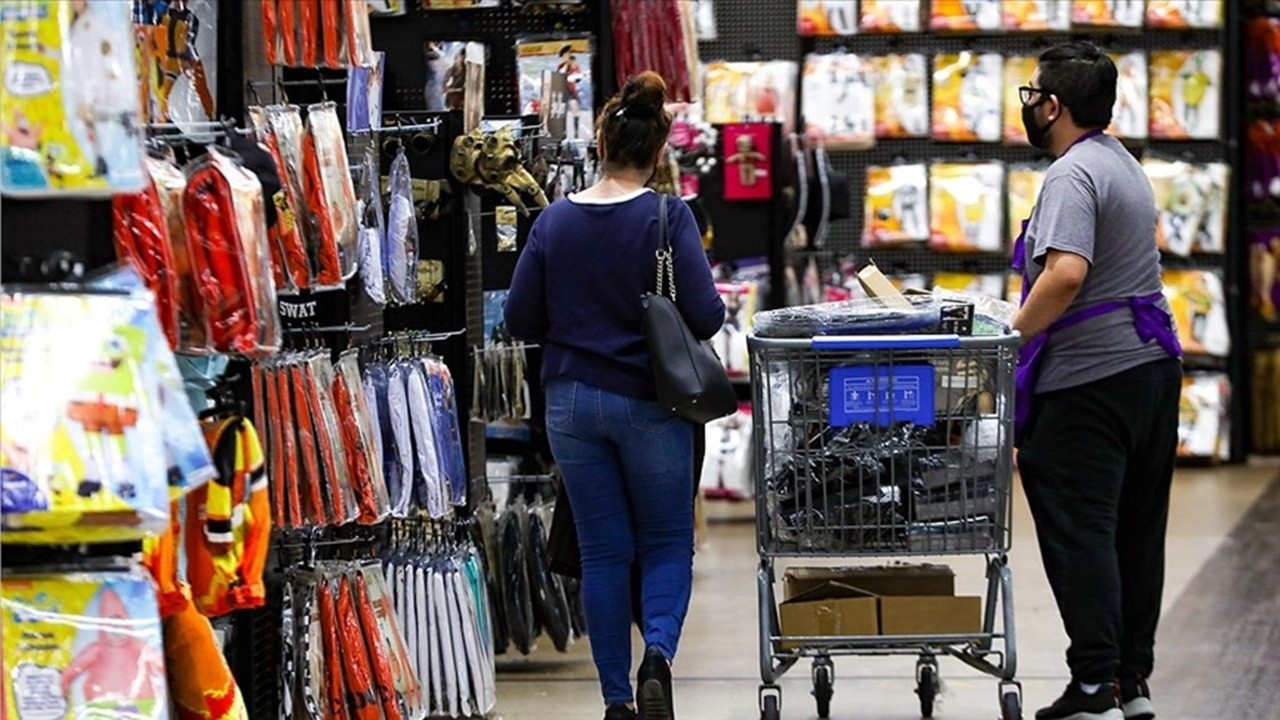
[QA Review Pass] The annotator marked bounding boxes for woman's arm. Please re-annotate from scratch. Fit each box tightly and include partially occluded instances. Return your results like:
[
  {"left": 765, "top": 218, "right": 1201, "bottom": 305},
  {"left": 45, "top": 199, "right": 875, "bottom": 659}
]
[
  {"left": 670, "top": 200, "right": 726, "bottom": 340},
  {"left": 504, "top": 225, "right": 548, "bottom": 341}
]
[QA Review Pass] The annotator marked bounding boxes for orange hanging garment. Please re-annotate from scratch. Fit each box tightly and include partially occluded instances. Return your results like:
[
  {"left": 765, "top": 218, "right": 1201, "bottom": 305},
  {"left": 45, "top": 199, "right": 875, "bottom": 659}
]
[
  {"left": 321, "top": 0, "right": 342, "bottom": 69},
  {"left": 261, "top": 0, "right": 279, "bottom": 65},
  {"left": 302, "top": 131, "right": 344, "bottom": 287},
  {"left": 317, "top": 581, "right": 352, "bottom": 720},
  {"left": 274, "top": 363, "right": 305, "bottom": 526},
  {"left": 298, "top": 0, "right": 318, "bottom": 67},
  {"left": 112, "top": 173, "right": 180, "bottom": 348},
  {"left": 290, "top": 362, "right": 329, "bottom": 525},
  {"left": 335, "top": 575, "right": 384, "bottom": 720},
  {"left": 353, "top": 573, "right": 405, "bottom": 720}
]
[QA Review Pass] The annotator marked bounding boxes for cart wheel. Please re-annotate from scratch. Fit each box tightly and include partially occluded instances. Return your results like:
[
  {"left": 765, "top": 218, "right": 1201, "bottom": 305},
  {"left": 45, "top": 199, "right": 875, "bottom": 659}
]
[
  {"left": 916, "top": 663, "right": 939, "bottom": 718},
  {"left": 1000, "top": 690, "right": 1022, "bottom": 720},
  {"left": 760, "top": 693, "right": 781, "bottom": 720},
  {"left": 812, "top": 658, "right": 834, "bottom": 719}
]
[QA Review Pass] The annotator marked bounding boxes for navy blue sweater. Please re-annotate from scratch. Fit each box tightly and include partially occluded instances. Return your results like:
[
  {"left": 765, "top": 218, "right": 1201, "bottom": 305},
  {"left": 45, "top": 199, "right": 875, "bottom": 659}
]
[{"left": 504, "top": 189, "right": 726, "bottom": 400}]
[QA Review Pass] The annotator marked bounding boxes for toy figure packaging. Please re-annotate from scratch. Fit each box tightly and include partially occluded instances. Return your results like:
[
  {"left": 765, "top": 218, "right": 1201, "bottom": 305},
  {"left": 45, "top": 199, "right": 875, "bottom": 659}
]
[
  {"left": 1252, "top": 229, "right": 1280, "bottom": 322},
  {"left": 1178, "top": 373, "right": 1231, "bottom": 460},
  {"left": 1072, "top": 0, "right": 1144, "bottom": 27},
  {"left": 1, "top": 568, "right": 169, "bottom": 720},
  {"left": 1003, "top": 56, "right": 1038, "bottom": 145},
  {"left": 1146, "top": 158, "right": 1203, "bottom": 257},
  {"left": 860, "top": 0, "right": 922, "bottom": 32},
  {"left": 425, "top": 42, "right": 479, "bottom": 112},
  {"left": 930, "top": 0, "right": 1002, "bottom": 33},
  {"left": 348, "top": 51, "right": 385, "bottom": 133},
  {"left": 932, "top": 52, "right": 1003, "bottom": 143},
  {"left": 1163, "top": 269, "right": 1231, "bottom": 357},
  {"left": 1002, "top": 0, "right": 1071, "bottom": 31},
  {"left": 802, "top": 52, "right": 874, "bottom": 149},
  {"left": 516, "top": 37, "right": 593, "bottom": 143},
  {"left": 1147, "top": 0, "right": 1223, "bottom": 29},
  {"left": 1, "top": 0, "right": 145, "bottom": 196},
  {"left": 863, "top": 163, "right": 929, "bottom": 247},
  {"left": 929, "top": 162, "right": 1005, "bottom": 253},
  {"left": 134, "top": 0, "right": 218, "bottom": 127},
  {"left": 1150, "top": 50, "right": 1222, "bottom": 140},
  {"left": 712, "top": 282, "right": 759, "bottom": 378},
  {"left": 798, "top": 1, "right": 859, "bottom": 37},
  {"left": 873, "top": 54, "right": 929, "bottom": 139},
  {"left": 1109, "top": 51, "right": 1149, "bottom": 140},
  {"left": 722, "top": 123, "right": 773, "bottom": 202},
  {"left": 703, "top": 61, "right": 798, "bottom": 136},
  {"left": 1007, "top": 165, "right": 1047, "bottom": 249}
]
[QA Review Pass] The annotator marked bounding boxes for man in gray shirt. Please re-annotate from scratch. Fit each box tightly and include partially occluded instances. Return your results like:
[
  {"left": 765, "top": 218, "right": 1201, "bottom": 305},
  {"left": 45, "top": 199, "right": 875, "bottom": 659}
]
[{"left": 1012, "top": 42, "right": 1183, "bottom": 720}]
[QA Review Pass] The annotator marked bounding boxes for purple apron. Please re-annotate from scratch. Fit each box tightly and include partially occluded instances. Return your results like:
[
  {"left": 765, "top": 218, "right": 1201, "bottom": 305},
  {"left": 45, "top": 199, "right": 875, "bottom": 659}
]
[{"left": 1012, "top": 131, "right": 1182, "bottom": 442}]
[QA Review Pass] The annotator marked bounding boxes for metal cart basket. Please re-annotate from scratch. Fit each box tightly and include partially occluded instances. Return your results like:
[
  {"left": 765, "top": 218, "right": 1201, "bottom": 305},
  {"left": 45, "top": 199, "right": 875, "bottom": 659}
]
[{"left": 749, "top": 332, "right": 1022, "bottom": 720}]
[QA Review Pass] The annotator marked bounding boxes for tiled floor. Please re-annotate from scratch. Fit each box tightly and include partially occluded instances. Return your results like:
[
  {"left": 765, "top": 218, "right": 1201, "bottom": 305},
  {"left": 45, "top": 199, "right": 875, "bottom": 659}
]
[{"left": 491, "top": 465, "right": 1278, "bottom": 720}]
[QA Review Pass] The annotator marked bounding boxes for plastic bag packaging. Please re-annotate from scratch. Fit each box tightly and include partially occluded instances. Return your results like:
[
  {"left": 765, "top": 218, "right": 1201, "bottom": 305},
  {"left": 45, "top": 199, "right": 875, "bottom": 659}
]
[
  {"left": 306, "top": 354, "right": 359, "bottom": 526},
  {"left": 385, "top": 147, "right": 420, "bottom": 304},
  {"left": 113, "top": 172, "right": 181, "bottom": 349},
  {"left": 288, "top": 360, "right": 329, "bottom": 526},
  {"left": 305, "top": 103, "right": 360, "bottom": 287},
  {"left": 347, "top": 0, "right": 376, "bottom": 68},
  {"left": 266, "top": 106, "right": 315, "bottom": 281},
  {"left": 929, "top": 162, "right": 1005, "bottom": 253},
  {"left": 1, "top": 0, "right": 145, "bottom": 196},
  {"left": 753, "top": 297, "right": 945, "bottom": 339},
  {"left": 1, "top": 290, "right": 175, "bottom": 543},
  {"left": 298, "top": 0, "right": 319, "bottom": 67},
  {"left": 277, "top": 0, "right": 299, "bottom": 65},
  {"left": 383, "top": 363, "right": 416, "bottom": 517},
  {"left": 1, "top": 568, "right": 169, "bottom": 717},
  {"left": 272, "top": 361, "right": 305, "bottom": 528},
  {"left": 316, "top": 576, "right": 352, "bottom": 720},
  {"left": 249, "top": 106, "right": 310, "bottom": 292},
  {"left": 358, "top": 149, "right": 388, "bottom": 305},
  {"left": 332, "top": 571, "right": 385, "bottom": 720},
  {"left": 137, "top": 0, "right": 217, "bottom": 128},
  {"left": 360, "top": 564, "right": 424, "bottom": 720},
  {"left": 351, "top": 569, "right": 405, "bottom": 720},
  {"left": 931, "top": 287, "right": 1017, "bottom": 333},
  {"left": 336, "top": 351, "right": 391, "bottom": 524},
  {"left": 403, "top": 360, "right": 445, "bottom": 519},
  {"left": 181, "top": 147, "right": 281, "bottom": 357},
  {"left": 144, "top": 156, "right": 207, "bottom": 351},
  {"left": 430, "top": 359, "right": 469, "bottom": 507}
]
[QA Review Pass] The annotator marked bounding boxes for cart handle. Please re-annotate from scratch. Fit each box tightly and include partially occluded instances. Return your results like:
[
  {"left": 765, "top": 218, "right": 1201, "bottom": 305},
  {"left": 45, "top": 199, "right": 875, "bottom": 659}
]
[{"left": 812, "top": 334, "right": 963, "bottom": 351}]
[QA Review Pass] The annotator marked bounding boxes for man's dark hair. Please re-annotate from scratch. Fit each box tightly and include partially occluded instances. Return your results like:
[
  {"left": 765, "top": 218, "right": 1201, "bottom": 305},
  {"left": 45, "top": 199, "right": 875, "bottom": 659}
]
[{"left": 1037, "top": 41, "right": 1117, "bottom": 129}]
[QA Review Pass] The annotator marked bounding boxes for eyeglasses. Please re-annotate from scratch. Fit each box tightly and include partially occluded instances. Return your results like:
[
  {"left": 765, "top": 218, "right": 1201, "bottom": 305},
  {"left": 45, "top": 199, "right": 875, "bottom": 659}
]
[{"left": 1018, "top": 85, "right": 1051, "bottom": 106}]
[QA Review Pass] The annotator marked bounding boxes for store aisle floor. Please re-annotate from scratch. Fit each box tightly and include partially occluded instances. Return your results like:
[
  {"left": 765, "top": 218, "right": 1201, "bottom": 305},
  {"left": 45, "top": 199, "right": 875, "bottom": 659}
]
[{"left": 492, "top": 466, "right": 1278, "bottom": 720}]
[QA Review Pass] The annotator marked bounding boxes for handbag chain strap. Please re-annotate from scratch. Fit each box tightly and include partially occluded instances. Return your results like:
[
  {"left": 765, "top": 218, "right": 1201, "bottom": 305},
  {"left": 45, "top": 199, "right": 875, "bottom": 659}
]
[{"left": 654, "top": 194, "right": 676, "bottom": 301}]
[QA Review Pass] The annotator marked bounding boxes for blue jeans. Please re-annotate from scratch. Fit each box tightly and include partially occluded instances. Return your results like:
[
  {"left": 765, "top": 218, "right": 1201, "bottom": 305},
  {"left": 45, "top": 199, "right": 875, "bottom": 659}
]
[{"left": 545, "top": 380, "right": 695, "bottom": 705}]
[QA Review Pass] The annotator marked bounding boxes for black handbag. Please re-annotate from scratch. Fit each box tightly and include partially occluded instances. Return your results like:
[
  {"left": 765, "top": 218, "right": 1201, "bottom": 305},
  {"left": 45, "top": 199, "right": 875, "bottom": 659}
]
[{"left": 641, "top": 195, "right": 737, "bottom": 425}]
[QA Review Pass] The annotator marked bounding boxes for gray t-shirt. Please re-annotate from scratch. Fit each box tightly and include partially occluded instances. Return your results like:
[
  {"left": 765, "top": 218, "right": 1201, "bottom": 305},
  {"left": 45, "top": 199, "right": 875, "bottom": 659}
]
[{"left": 1024, "top": 133, "right": 1173, "bottom": 393}]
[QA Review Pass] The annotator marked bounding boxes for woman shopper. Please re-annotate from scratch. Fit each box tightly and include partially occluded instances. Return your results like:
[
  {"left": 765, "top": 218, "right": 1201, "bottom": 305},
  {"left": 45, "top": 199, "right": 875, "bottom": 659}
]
[{"left": 504, "top": 72, "right": 725, "bottom": 720}]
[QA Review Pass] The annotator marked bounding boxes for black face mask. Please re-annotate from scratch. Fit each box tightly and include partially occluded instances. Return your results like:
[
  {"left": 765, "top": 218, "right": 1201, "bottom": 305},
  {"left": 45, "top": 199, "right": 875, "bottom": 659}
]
[{"left": 1021, "top": 97, "right": 1058, "bottom": 150}]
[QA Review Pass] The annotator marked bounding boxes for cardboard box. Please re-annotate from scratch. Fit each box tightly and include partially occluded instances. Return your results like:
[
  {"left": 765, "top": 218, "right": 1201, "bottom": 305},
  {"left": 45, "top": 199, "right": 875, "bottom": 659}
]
[
  {"left": 783, "top": 564, "right": 956, "bottom": 600},
  {"left": 879, "top": 596, "right": 982, "bottom": 636},
  {"left": 856, "top": 262, "right": 913, "bottom": 309},
  {"left": 778, "top": 581, "right": 879, "bottom": 649}
]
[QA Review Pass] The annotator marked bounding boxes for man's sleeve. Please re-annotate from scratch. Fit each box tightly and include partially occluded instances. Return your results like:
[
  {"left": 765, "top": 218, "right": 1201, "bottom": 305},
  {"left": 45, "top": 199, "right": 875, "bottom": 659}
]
[{"left": 1031, "top": 171, "right": 1097, "bottom": 265}]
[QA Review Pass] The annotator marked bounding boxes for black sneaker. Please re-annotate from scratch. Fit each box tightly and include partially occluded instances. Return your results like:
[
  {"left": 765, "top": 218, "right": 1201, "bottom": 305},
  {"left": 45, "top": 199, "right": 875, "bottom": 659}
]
[
  {"left": 1118, "top": 678, "right": 1155, "bottom": 720},
  {"left": 605, "top": 705, "right": 637, "bottom": 720},
  {"left": 636, "top": 647, "right": 674, "bottom": 720},
  {"left": 1035, "top": 682, "right": 1123, "bottom": 720}
]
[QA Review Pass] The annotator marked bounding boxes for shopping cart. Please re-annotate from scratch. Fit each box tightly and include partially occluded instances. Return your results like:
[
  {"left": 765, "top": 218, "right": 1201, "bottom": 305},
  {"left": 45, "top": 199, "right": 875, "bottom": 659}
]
[{"left": 748, "top": 332, "right": 1022, "bottom": 720}]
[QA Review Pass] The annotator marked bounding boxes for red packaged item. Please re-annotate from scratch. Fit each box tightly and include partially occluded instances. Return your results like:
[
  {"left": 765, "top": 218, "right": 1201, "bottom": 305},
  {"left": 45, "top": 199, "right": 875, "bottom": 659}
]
[
  {"left": 112, "top": 172, "right": 181, "bottom": 349},
  {"left": 359, "top": 566, "right": 423, "bottom": 717},
  {"left": 347, "top": 0, "right": 374, "bottom": 68},
  {"left": 278, "top": 0, "right": 298, "bottom": 66},
  {"left": 290, "top": 362, "right": 329, "bottom": 526},
  {"left": 262, "top": 0, "right": 279, "bottom": 65},
  {"left": 305, "top": 355, "right": 357, "bottom": 525},
  {"left": 299, "top": 0, "right": 318, "bottom": 67},
  {"left": 353, "top": 572, "right": 404, "bottom": 720},
  {"left": 317, "top": 580, "right": 352, "bottom": 720},
  {"left": 181, "top": 148, "right": 281, "bottom": 357},
  {"left": 145, "top": 155, "right": 206, "bottom": 351},
  {"left": 259, "top": 363, "right": 288, "bottom": 528},
  {"left": 304, "top": 103, "right": 359, "bottom": 287},
  {"left": 333, "top": 353, "right": 390, "bottom": 524},
  {"left": 274, "top": 363, "right": 304, "bottom": 526},
  {"left": 321, "top": 0, "right": 342, "bottom": 69},
  {"left": 249, "top": 107, "right": 310, "bottom": 290},
  {"left": 336, "top": 574, "right": 386, "bottom": 720}
]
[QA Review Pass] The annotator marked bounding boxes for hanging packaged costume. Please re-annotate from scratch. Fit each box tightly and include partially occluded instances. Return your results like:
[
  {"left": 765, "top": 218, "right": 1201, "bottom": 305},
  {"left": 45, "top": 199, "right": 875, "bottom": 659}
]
[
  {"left": 862, "top": 163, "right": 929, "bottom": 246},
  {"left": 930, "top": 0, "right": 1002, "bottom": 32},
  {"left": 1150, "top": 50, "right": 1222, "bottom": 140},
  {"left": 1007, "top": 166, "right": 1047, "bottom": 252},
  {"left": 929, "top": 162, "right": 1005, "bottom": 253},
  {"left": 932, "top": 52, "right": 1003, "bottom": 143},
  {"left": 135, "top": 0, "right": 218, "bottom": 127},
  {"left": 112, "top": 170, "right": 181, "bottom": 349},
  {"left": 1162, "top": 269, "right": 1231, "bottom": 357},
  {"left": 0, "top": 0, "right": 144, "bottom": 196},
  {"left": 860, "top": 0, "right": 922, "bottom": 32},
  {"left": 1147, "top": 0, "right": 1223, "bottom": 29},
  {"left": 1108, "top": 52, "right": 1149, "bottom": 140},
  {"left": 1003, "top": 56, "right": 1039, "bottom": 145},
  {"left": 933, "top": 273, "right": 1006, "bottom": 301},
  {"left": 1071, "top": 0, "right": 1144, "bottom": 27},
  {"left": 1145, "top": 159, "right": 1231, "bottom": 257},
  {"left": 1001, "top": 0, "right": 1071, "bottom": 31},
  {"left": 702, "top": 61, "right": 799, "bottom": 136},
  {"left": 1251, "top": 229, "right": 1280, "bottom": 322},
  {"left": 873, "top": 54, "right": 928, "bottom": 139},
  {"left": 801, "top": 52, "right": 874, "bottom": 149},
  {"left": 1177, "top": 373, "right": 1231, "bottom": 460},
  {"left": 516, "top": 36, "right": 594, "bottom": 143},
  {"left": 797, "top": 1, "right": 859, "bottom": 37},
  {"left": 304, "top": 103, "right": 360, "bottom": 287},
  {"left": 1, "top": 569, "right": 169, "bottom": 719},
  {"left": 248, "top": 106, "right": 310, "bottom": 292}
]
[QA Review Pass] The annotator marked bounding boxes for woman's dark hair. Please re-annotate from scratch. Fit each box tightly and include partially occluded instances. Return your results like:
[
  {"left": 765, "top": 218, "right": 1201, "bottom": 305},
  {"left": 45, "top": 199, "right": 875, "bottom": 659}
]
[
  {"left": 598, "top": 71, "right": 673, "bottom": 171},
  {"left": 559, "top": 45, "right": 573, "bottom": 58},
  {"left": 1037, "top": 41, "right": 1117, "bottom": 129}
]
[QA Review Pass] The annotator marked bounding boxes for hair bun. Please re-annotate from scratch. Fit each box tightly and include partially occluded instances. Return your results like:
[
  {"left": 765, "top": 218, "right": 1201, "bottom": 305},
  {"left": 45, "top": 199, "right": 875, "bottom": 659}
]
[{"left": 620, "top": 71, "right": 667, "bottom": 118}]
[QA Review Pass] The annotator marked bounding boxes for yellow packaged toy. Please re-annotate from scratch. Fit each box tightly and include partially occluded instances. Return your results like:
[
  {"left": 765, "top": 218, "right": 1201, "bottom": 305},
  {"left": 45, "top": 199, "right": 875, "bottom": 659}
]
[
  {"left": 860, "top": 0, "right": 922, "bottom": 33},
  {"left": 932, "top": 52, "right": 1003, "bottom": 143},
  {"left": 802, "top": 52, "right": 874, "bottom": 149},
  {"left": 862, "top": 163, "right": 929, "bottom": 247},
  {"left": 1, "top": 568, "right": 169, "bottom": 719},
  {"left": 1177, "top": 373, "right": 1231, "bottom": 460},
  {"left": 933, "top": 273, "right": 1007, "bottom": 301},
  {"left": 0, "top": 291, "right": 173, "bottom": 543},
  {"left": 1150, "top": 50, "right": 1222, "bottom": 140},
  {"left": 1007, "top": 165, "right": 1047, "bottom": 248},
  {"left": 1003, "top": 56, "right": 1038, "bottom": 145},
  {"left": 703, "top": 60, "right": 798, "bottom": 136},
  {"left": 930, "top": 0, "right": 1002, "bottom": 33},
  {"left": 0, "top": 0, "right": 145, "bottom": 196},
  {"left": 1109, "top": 51, "right": 1148, "bottom": 139},
  {"left": 797, "top": 1, "right": 859, "bottom": 37},
  {"left": 1002, "top": 0, "right": 1071, "bottom": 31},
  {"left": 873, "top": 54, "right": 929, "bottom": 139},
  {"left": 929, "top": 162, "right": 1005, "bottom": 253},
  {"left": 1071, "top": 0, "right": 1143, "bottom": 27},
  {"left": 1147, "top": 0, "right": 1222, "bottom": 29},
  {"left": 1162, "top": 269, "right": 1231, "bottom": 357}
]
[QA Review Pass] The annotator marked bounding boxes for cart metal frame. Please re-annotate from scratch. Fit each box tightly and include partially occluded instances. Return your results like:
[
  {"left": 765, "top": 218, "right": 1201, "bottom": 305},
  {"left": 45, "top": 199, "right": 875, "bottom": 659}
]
[{"left": 748, "top": 333, "right": 1022, "bottom": 720}]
